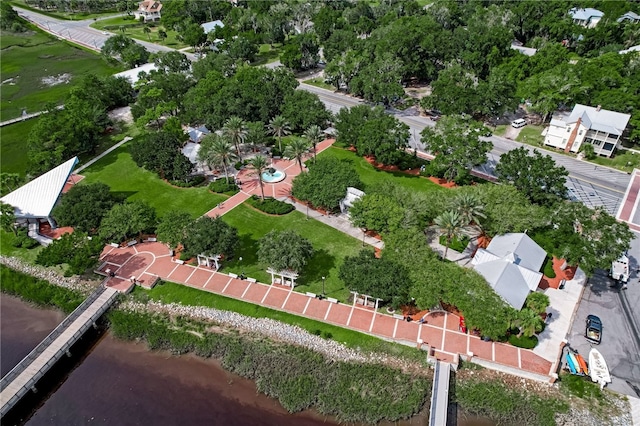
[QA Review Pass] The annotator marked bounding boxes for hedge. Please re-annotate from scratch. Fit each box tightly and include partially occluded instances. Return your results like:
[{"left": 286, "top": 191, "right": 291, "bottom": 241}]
[
  {"left": 247, "top": 195, "right": 294, "bottom": 215},
  {"left": 208, "top": 180, "right": 239, "bottom": 195}
]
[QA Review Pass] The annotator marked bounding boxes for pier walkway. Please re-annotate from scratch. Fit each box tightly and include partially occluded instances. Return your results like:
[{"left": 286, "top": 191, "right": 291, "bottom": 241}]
[
  {"left": 429, "top": 361, "right": 451, "bottom": 426},
  {"left": 0, "top": 285, "right": 119, "bottom": 418}
]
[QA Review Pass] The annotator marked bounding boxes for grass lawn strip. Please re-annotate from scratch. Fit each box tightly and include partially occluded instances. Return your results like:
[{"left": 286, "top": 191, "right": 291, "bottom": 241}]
[
  {"left": 0, "top": 119, "right": 38, "bottom": 176},
  {"left": 221, "top": 203, "right": 361, "bottom": 300},
  {"left": 318, "top": 147, "right": 446, "bottom": 194},
  {"left": 80, "top": 143, "right": 225, "bottom": 218},
  {"left": 90, "top": 18, "right": 187, "bottom": 49},
  {"left": 0, "top": 30, "right": 120, "bottom": 121}
]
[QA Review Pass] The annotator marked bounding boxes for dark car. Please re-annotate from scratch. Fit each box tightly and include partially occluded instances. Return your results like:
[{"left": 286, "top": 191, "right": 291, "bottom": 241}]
[{"left": 585, "top": 314, "right": 602, "bottom": 344}]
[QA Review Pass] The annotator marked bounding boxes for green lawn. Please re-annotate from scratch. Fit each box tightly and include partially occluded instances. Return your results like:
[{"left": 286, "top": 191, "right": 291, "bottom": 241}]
[
  {"left": 318, "top": 147, "right": 446, "bottom": 195},
  {"left": 589, "top": 149, "right": 640, "bottom": 174},
  {"left": 303, "top": 77, "right": 335, "bottom": 91},
  {"left": 12, "top": 0, "right": 120, "bottom": 20},
  {"left": 221, "top": 203, "right": 362, "bottom": 301},
  {"left": 80, "top": 143, "right": 225, "bottom": 218},
  {"left": 0, "top": 118, "right": 38, "bottom": 176},
  {"left": 493, "top": 124, "right": 507, "bottom": 137},
  {"left": 0, "top": 29, "right": 120, "bottom": 121},
  {"left": 515, "top": 125, "right": 545, "bottom": 146},
  {"left": 252, "top": 43, "right": 284, "bottom": 66},
  {"left": 136, "top": 282, "right": 424, "bottom": 360},
  {"left": 91, "top": 18, "right": 187, "bottom": 49},
  {"left": 0, "top": 230, "right": 44, "bottom": 263}
]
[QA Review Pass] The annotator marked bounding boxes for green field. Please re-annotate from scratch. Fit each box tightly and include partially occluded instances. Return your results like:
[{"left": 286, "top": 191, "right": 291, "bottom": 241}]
[
  {"left": 0, "top": 29, "right": 120, "bottom": 121},
  {"left": 0, "top": 118, "right": 38, "bottom": 176},
  {"left": 318, "top": 147, "right": 446, "bottom": 194},
  {"left": 515, "top": 125, "right": 545, "bottom": 146},
  {"left": 221, "top": 203, "right": 362, "bottom": 300},
  {"left": 12, "top": 0, "right": 120, "bottom": 21},
  {"left": 303, "top": 77, "right": 335, "bottom": 91},
  {"left": 80, "top": 143, "right": 225, "bottom": 218},
  {"left": 252, "top": 43, "right": 284, "bottom": 66},
  {"left": 91, "top": 18, "right": 187, "bottom": 49}
]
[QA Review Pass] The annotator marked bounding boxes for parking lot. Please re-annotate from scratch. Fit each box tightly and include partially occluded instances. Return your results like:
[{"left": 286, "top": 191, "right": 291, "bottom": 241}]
[{"left": 566, "top": 257, "right": 640, "bottom": 397}]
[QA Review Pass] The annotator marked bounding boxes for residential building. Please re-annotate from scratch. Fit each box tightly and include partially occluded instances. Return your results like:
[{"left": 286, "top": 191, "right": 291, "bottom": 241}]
[
  {"left": 617, "top": 11, "right": 640, "bottom": 23},
  {"left": 201, "top": 20, "right": 225, "bottom": 34},
  {"left": 543, "top": 104, "right": 631, "bottom": 158},
  {"left": 472, "top": 233, "right": 547, "bottom": 310},
  {"left": 134, "top": 1, "right": 162, "bottom": 22},
  {"left": 569, "top": 7, "right": 604, "bottom": 28}
]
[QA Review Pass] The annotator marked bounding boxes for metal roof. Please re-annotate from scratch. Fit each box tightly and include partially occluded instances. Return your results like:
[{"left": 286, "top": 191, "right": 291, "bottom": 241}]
[
  {"left": 1, "top": 157, "right": 78, "bottom": 219},
  {"left": 113, "top": 63, "right": 158, "bottom": 85},
  {"left": 569, "top": 8, "right": 604, "bottom": 20},
  {"left": 485, "top": 233, "right": 546, "bottom": 272},
  {"left": 566, "top": 104, "right": 631, "bottom": 136},
  {"left": 474, "top": 259, "right": 535, "bottom": 310},
  {"left": 201, "top": 20, "right": 224, "bottom": 34}
]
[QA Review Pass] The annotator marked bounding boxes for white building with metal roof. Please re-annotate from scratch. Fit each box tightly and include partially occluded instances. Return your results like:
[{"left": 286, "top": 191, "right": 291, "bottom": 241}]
[
  {"left": 472, "top": 233, "right": 546, "bottom": 310},
  {"left": 0, "top": 157, "right": 78, "bottom": 228},
  {"left": 543, "top": 104, "right": 631, "bottom": 158},
  {"left": 569, "top": 7, "right": 604, "bottom": 28}
]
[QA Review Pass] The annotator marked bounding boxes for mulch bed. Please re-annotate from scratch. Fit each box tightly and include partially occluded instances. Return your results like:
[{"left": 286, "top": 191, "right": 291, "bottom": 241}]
[{"left": 538, "top": 256, "right": 576, "bottom": 290}]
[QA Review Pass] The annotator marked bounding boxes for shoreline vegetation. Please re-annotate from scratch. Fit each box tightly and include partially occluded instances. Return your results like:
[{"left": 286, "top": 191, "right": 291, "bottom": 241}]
[{"left": 0, "top": 261, "right": 632, "bottom": 425}]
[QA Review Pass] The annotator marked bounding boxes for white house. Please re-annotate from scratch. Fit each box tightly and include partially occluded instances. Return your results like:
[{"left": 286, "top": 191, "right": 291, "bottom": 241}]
[
  {"left": 472, "top": 233, "right": 546, "bottom": 310},
  {"left": 543, "top": 104, "right": 631, "bottom": 158},
  {"left": 569, "top": 8, "right": 604, "bottom": 28},
  {"left": 617, "top": 11, "right": 640, "bottom": 23},
  {"left": 134, "top": 1, "right": 162, "bottom": 22},
  {"left": 201, "top": 20, "right": 225, "bottom": 34}
]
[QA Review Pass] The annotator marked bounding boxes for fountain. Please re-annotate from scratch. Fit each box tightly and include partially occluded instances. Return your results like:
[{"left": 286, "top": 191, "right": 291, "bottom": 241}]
[{"left": 261, "top": 167, "right": 286, "bottom": 183}]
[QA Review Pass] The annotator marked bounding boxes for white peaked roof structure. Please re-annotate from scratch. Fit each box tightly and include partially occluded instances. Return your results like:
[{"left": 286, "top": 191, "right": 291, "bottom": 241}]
[
  {"left": 1, "top": 157, "right": 78, "bottom": 222},
  {"left": 472, "top": 233, "right": 546, "bottom": 310}
]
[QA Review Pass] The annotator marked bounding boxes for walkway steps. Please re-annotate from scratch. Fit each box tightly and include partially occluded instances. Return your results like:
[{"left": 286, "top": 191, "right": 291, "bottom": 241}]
[
  {"left": 429, "top": 361, "right": 451, "bottom": 426},
  {"left": 0, "top": 285, "right": 119, "bottom": 417}
]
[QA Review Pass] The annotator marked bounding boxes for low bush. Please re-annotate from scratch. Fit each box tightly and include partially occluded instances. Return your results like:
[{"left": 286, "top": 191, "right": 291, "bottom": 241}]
[
  {"left": 208, "top": 180, "right": 239, "bottom": 195},
  {"left": 107, "top": 308, "right": 431, "bottom": 423},
  {"left": 247, "top": 195, "right": 294, "bottom": 215},
  {"left": 0, "top": 265, "right": 85, "bottom": 313},
  {"left": 508, "top": 334, "right": 538, "bottom": 349},
  {"left": 396, "top": 151, "right": 427, "bottom": 171},
  {"left": 170, "top": 175, "right": 206, "bottom": 188},
  {"left": 11, "top": 228, "right": 40, "bottom": 249},
  {"left": 234, "top": 160, "right": 247, "bottom": 170},
  {"left": 439, "top": 235, "right": 469, "bottom": 252},
  {"left": 542, "top": 256, "right": 556, "bottom": 278},
  {"left": 560, "top": 373, "right": 604, "bottom": 400}
]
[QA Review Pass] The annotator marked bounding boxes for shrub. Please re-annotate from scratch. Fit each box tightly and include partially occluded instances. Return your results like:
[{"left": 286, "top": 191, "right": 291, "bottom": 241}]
[
  {"left": 247, "top": 195, "right": 294, "bottom": 215},
  {"left": 542, "top": 256, "right": 556, "bottom": 278},
  {"left": 170, "top": 175, "right": 206, "bottom": 188},
  {"left": 508, "top": 334, "right": 538, "bottom": 349},
  {"left": 234, "top": 161, "right": 246, "bottom": 170},
  {"left": 439, "top": 235, "right": 469, "bottom": 252},
  {"left": 12, "top": 228, "right": 39, "bottom": 249},
  {"left": 396, "top": 151, "right": 427, "bottom": 171},
  {"left": 208, "top": 180, "right": 239, "bottom": 195}
]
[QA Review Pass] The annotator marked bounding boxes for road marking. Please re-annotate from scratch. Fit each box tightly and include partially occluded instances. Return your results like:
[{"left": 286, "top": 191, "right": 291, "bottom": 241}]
[
  {"left": 302, "top": 297, "right": 312, "bottom": 315},
  {"left": 167, "top": 264, "right": 180, "bottom": 278},
  {"left": 281, "top": 288, "right": 293, "bottom": 309},
  {"left": 441, "top": 329, "right": 446, "bottom": 350},
  {"left": 518, "top": 349, "right": 522, "bottom": 369},
  {"left": 185, "top": 267, "right": 198, "bottom": 284},
  {"left": 369, "top": 311, "right": 377, "bottom": 332},
  {"left": 569, "top": 175, "right": 625, "bottom": 194},
  {"left": 392, "top": 319, "right": 398, "bottom": 338},
  {"left": 203, "top": 272, "right": 215, "bottom": 289},
  {"left": 323, "top": 303, "right": 332, "bottom": 320},
  {"left": 260, "top": 285, "right": 273, "bottom": 304}
]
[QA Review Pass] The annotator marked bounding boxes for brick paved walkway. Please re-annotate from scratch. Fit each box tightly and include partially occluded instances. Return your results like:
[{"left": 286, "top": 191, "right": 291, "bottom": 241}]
[
  {"left": 616, "top": 168, "right": 640, "bottom": 232},
  {"left": 99, "top": 242, "right": 554, "bottom": 381}
]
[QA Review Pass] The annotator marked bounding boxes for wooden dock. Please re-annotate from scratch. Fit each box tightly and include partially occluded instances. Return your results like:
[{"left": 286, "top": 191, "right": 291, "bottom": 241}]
[{"left": 0, "top": 285, "right": 118, "bottom": 418}]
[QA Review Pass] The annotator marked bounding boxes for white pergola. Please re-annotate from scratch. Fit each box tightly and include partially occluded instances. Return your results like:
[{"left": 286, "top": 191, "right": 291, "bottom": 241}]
[
  {"left": 197, "top": 254, "right": 221, "bottom": 270},
  {"left": 267, "top": 268, "right": 299, "bottom": 288}
]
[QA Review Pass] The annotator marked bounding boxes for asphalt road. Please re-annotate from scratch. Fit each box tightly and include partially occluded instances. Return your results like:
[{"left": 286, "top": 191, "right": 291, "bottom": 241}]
[
  {"left": 301, "top": 84, "right": 631, "bottom": 216},
  {"left": 566, "top": 233, "right": 640, "bottom": 398}
]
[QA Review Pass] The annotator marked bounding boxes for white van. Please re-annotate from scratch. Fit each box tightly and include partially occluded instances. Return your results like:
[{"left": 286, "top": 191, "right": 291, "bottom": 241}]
[{"left": 511, "top": 118, "right": 527, "bottom": 128}]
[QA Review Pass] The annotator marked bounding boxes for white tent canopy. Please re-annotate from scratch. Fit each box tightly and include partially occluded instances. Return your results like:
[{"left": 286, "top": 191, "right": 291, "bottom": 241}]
[{"left": 1, "top": 157, "right": 78, "bottom": 221}]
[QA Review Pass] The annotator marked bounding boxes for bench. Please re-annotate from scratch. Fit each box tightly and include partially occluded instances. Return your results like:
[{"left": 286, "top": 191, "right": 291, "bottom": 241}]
[
  {"left": 109, "top": 243, "right": 119, "bottom": 248},
  {"left": 247, "top": 277, "right": 257, "bottom": 283},
  {"left": 326, "top": 297, "right": 338, "bottom": 304},
  {"left": 393, "top": 314, "right": 405, "bottom": 320},
  {"left": 229, "top": 273, "right": 238, "bottom": 279},
  {"left": 127, "top": 240, "right": 138, "bottom": 247},
  {"left": 175, "top": 259, "right": 185, "bottom": 265},
  {"left": 273, "top": 278, "right": 281, "bottom": 285},
  {"left": 144, "top": 237, "right": 157, "bottom": 242},
  {"left": 305, "top": 292, "right": 316, "bottom": 298}
]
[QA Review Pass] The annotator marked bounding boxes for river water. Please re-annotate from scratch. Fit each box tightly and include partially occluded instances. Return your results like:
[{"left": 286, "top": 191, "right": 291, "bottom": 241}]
[{"left": 1, "top": 295, "right": 494, "bottom": 426}]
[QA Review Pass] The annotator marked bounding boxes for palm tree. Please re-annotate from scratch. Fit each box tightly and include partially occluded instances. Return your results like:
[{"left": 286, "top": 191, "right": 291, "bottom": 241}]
[
  {"left": 283, "top": 138, "right": 310, "bottom": 173},
  {"left": 267, "top": 115, "right": 290, "bottom": 152},
  {"left": 223, "top": 116, "right": 248, "bottom": 157},
  {"left": 451, "top": 193, "right": 485, "bottom": 226},
  {"left": 515, "top": 308, "right": 544, "bottom": 338},
  {"left": 198, "top": 134, "right": 238, "bottom": 184},
  {"left": 246, "top": 121, "right": 266, "bottom": 152},
  {"left": 158, "top": 29, "right": 167, "bottom": 43},
  {"left": 434, "top": 210, "right": 468, "bottom": 260},
  {"left": 143, "top": 26, "right": 151, "bottom": 41},
  {"left": 248, "top": 155, "right": 269, "bottom": 201},
  {"left": 304, "top": 125, "right": 323, "bottom": 162}
]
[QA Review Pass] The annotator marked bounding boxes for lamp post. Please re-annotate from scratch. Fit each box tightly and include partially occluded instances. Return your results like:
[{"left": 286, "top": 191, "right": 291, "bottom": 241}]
[
  {"left": 321, "top": 276, "right": 325, "bottom": 297},
  {"left": 239, "top": 256, "right": 245, "bottom": 279}
]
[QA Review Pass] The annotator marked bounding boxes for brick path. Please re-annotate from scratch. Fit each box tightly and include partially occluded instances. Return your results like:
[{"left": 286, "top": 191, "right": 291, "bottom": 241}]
[
  {"left": 99, "top": 241, "right": 554, "bottom": 380},
  {"left": 616, "top": 168, "right": 640, "bottom": 232}
]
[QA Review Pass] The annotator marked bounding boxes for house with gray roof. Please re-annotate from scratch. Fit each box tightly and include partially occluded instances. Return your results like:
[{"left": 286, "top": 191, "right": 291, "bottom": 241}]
[
  {"left": 472, "top": 233, "right": 546, "bottom": 310},
  {"left": 543, "top": 104, "right": 631, "bottom": 158},
  {"left": 617, "top": 11, "right": 640, "bottom": 23},
  {"left": 569, "top": 7, "right": 604, "bottom": 28},
  {"left": 201, "top": 20, "right": 225, "bottom": 34}
]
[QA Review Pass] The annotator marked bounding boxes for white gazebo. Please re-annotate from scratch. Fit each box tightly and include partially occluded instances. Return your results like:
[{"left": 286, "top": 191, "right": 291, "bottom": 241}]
[{"left": 267, "top": 268, "right": 299, "bottom": 288}]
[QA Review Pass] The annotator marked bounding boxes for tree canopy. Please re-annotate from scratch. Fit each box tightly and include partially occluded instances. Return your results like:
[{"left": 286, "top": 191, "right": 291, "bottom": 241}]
[
  {"left": 100, "top": 201, "right": 157, "bottom": 243},
  {"left": 258, "top": 230, "right": 314, "bottom": 274},
  {"left": 52, "top": 183, "right": 121, "bottom": 233},
  {"left": 183, "top": 216, "right": 239, "bottom": 259}
]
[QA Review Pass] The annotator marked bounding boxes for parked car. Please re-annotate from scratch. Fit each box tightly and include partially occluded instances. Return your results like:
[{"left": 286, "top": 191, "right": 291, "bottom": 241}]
[
  {"left": 511, "top": 118, "right": 527, "bottom": 128},
  {"left": 585, "top": 315, "right": 602, "bottom": 344}
]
